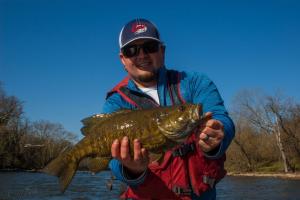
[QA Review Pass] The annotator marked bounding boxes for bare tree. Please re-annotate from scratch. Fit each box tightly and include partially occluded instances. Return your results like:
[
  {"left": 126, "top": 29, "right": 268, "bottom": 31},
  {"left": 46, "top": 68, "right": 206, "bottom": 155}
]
[
  {"left": 0, "top": 82, "right": 78, "bottom": 169},
  {"left": 0, "top": 83, "right": 25, "bottom": 168},
  {"left": 231, "top": 89, "right": 298, "bottom": 172},
  {"left": 23, "top": 120, "right": 77, "bottom": 168}
]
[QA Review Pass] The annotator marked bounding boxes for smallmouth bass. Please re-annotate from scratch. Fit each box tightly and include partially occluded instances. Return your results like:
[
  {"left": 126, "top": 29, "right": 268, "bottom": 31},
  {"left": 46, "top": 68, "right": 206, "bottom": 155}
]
[{"left": 42, "top": 103, "right": 203, "bottom": 192}]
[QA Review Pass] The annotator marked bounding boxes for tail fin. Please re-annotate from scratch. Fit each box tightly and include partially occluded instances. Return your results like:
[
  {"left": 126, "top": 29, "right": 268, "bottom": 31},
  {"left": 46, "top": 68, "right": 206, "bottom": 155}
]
[{"left": 42, "top": 154, "right": 78, "bottom": 193}]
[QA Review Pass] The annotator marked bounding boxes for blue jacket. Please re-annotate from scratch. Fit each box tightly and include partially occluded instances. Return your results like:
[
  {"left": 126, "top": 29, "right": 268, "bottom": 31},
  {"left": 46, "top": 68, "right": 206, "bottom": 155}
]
[{"left": 102, "top": 66, "right": 235, "bottom": 200}]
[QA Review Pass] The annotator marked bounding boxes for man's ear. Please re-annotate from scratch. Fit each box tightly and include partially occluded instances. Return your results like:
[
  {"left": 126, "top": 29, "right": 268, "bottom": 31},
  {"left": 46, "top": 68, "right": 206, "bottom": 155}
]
[
  {"left": 119, "top": 53, "right": 128, "bottom": 72},
  {"left": 119, "top": 53, "right": 126, "bottom": 66}
]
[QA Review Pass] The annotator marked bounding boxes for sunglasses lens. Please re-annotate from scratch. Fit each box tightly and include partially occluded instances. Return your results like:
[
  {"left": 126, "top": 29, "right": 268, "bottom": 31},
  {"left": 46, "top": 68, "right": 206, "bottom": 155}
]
[
  {"left": 122, "top": 41, "right": 160, "bottom": 58},
  {"left": 143, "top": 41, "right": 160, "bottom": 53},
  {"left": 122, "top": 46, "right": 137, "bottom": 58}
]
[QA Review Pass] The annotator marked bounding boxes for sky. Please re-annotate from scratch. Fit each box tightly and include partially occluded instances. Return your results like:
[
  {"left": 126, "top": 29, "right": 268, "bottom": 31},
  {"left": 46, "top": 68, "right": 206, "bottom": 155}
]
[{"left": 1, "top": 0, "right": 300, "bottom": 139}]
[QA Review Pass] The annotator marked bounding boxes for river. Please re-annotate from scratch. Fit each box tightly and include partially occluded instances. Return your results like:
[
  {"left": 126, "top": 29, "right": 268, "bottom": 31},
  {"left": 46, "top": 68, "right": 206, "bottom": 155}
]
[{"left": 0, "top": 171, "right": 299, "bottom": 200}]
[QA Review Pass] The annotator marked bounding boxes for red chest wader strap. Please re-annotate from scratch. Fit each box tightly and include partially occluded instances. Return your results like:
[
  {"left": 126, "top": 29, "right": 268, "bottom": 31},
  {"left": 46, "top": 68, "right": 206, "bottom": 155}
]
[
  {"left": 166, "top": 70, "right": 185, "bottom": 105},
  {"left": 106, "top": 70, "right": 185, "bottom": 108},
  {"left": 172, "top": 142, "right": 196, "bottom": 157},
  {"left": 170, "top": 142, "right": 196, "bottom": 197},
  {"left": 118, "top": 87, "right": 159, "bottom": 109}
]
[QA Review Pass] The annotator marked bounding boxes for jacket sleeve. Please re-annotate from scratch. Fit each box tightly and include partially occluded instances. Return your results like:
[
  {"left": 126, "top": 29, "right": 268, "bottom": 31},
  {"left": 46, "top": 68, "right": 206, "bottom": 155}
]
[{"left": 181, "top": 72, "right": 235, "bottom": 159}]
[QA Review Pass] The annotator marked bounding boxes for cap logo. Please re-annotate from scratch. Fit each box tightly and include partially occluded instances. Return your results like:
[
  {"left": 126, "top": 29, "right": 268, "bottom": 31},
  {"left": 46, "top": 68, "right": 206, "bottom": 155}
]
[{"left": 131, "top": 23, "right": 147, "bottom": 34}]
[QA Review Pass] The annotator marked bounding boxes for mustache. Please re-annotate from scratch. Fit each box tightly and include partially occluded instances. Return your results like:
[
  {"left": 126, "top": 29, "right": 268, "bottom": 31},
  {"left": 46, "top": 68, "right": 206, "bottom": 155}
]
[
  {"left": 134, "top": 61, "right": 153, "bottom": 70},
  {"left": 135, "top": 59, "right": 151, "bottom": 65}
]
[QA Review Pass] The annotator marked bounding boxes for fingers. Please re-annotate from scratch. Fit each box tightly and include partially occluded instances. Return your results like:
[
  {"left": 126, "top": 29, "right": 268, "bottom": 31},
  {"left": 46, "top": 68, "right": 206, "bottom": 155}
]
[
  {"left": 205, "top": 119, "right": 224, "bottom": 130},
  {"left": 111, "top": 139, "right": 120, "bottom": 158},
  {"left": 202, "top": 112, "right": 213, "bottom": 121},
  {"left": 199, "top": 132, "right": 211, "bottom": 142},
  {"left": 198, "top": 117, "right": 224, "bottom": 152},
  {"left": 199, "top": 138, "right": 212, "bottom": 152},
  {"left": 120, "top": 136, "right": 130, "bottom": 161},
  {"left": 111, "top": 136, "right": 131, "bottom": 161},
  {"left": 133, "top": 139, "right": 148, "bottom": 162},
  {"left": 111, "top": 136, "right": 149, "bottom": 173},
  {"left": 141, "top": 148, "right": 149, "bottom": 160},
  {"left": 200, "top": 125, "right": 224, "bottom": 142},
  {"left": 199, "top": 130, "right": 219, "bottom": 152}
]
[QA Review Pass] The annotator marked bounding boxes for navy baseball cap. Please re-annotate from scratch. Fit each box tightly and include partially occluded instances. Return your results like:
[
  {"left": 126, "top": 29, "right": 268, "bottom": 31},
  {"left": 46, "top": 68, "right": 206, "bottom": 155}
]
[{"left": 119, "top": 18, "right": 161, "bottom": 49}]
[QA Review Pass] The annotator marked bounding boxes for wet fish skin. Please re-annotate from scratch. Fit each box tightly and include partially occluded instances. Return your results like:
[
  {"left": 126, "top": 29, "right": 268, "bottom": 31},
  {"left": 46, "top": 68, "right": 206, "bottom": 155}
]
[{"left": 42, "top": 103, "right": 202, "bottom": 192}]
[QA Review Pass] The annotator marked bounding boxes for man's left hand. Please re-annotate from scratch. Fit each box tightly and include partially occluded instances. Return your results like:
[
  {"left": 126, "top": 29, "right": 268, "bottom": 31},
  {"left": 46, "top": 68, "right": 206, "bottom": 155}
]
[{"left": 198, "top": 112, "right": 224, "bottom": 153}]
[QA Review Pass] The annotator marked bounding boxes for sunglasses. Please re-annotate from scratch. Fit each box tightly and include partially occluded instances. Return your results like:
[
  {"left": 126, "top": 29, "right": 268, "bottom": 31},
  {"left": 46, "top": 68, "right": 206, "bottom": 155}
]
[{"left": 121, "top": 41, "right": 161, "bottom": 58}]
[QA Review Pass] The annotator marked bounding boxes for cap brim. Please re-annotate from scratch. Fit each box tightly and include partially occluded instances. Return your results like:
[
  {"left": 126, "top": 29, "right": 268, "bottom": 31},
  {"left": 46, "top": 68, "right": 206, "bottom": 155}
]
[{"left": 120, "top": 37, "right": 161, "bottom": 49}]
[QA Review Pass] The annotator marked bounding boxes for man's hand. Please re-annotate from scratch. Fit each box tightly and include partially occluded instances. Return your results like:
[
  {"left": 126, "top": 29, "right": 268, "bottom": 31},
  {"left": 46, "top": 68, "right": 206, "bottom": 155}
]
[
  {"left": 111, "top": 136, "right": 149, "bottom": 177},
  {"left": 198, "top": 112, "right": 224, "bottom": 153}
]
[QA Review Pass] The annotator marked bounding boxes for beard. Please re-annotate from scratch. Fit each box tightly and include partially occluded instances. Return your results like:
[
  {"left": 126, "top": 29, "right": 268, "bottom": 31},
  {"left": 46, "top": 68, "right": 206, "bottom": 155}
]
[
  {"left": 127, "top": 58, "right": 162, "bottom": 86},
  {"left": 132, "top": 67, "right": 159, "bottom": 85},
  {"left": 136, "top": 71, "right": 158, "bottom": 83}
]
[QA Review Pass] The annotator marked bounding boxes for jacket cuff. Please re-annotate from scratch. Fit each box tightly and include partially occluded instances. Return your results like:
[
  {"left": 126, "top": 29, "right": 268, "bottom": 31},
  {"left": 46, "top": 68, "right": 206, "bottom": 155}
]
[
  {"left": 203, "top": 141, "right": 223, "bottom": 159},
  {"left": 122, "top": 165, "right": 148, "bottom": 187}
]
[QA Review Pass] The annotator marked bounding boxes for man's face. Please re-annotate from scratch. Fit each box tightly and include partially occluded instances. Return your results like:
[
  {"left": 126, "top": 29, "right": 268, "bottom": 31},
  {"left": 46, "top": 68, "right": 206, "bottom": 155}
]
[{"left": 119, "top": 39, "right": 165, "bottom": 87}]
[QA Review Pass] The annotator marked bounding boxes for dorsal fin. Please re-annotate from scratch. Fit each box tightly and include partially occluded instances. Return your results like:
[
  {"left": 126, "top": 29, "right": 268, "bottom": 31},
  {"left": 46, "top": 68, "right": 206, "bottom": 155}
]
[{"left": 80, "top": 109, "right": 131, "bottom": 136}]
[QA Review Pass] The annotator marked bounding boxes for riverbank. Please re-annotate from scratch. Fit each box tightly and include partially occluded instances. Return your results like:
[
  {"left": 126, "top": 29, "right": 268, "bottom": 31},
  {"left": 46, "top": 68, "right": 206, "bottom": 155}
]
[
  {"left": 0, "top": 168, "right": 39, "bottom": 173},
  {"left": 2, "top": 169, "right": 300, "bottom": 180},
  {"left": 227, "top": 172, "right": 300, "bottom": 180}
]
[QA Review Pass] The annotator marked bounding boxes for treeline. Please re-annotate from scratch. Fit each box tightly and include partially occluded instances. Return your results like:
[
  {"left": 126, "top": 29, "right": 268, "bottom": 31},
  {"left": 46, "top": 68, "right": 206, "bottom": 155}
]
[
  {"left": 0, "top": 83, "right": 77, "bottom": 170},
  {"left": 226, "top": 89, "right": 300, "bottom": 173},
  {"left": 1, "top": 82, "right": 300, "bottom": 173}
]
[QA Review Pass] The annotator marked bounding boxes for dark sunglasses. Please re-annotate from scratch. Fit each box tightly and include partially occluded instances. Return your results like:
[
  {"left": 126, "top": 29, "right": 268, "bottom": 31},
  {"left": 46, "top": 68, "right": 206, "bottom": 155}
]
[{"left": 121, "top": 41, "right": 161, "bottom": 58}]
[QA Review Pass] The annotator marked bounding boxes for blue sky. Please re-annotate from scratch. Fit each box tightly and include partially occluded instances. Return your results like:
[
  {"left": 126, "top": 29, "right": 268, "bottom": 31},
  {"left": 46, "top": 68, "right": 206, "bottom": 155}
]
[{"left": 1, "top": 0, "right": 299, "bottom": 139}]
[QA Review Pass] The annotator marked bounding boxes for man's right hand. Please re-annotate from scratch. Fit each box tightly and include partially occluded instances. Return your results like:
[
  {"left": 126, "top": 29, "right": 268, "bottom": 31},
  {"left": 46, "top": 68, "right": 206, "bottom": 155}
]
[{"left": 111, "top": 136, "right": 149, "bottom": 178}]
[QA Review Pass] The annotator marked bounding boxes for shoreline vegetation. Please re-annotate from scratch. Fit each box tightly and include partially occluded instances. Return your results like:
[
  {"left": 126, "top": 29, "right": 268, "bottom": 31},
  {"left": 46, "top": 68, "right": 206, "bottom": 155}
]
[
  {"left": 1, "top": 168, "right": 300, "bottom": 180},
  {"left": 1, "top": 84, "right": 300, "bottom": 180},
  {"left": 227, "top": 172, "right": 300, "bottom": 180}
]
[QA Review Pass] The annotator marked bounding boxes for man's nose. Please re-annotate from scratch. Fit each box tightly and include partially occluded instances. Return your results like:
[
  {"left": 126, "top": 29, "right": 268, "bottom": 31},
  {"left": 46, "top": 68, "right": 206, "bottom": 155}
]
[{"left": 136, "top": 47, "right": 148, "bottom": 58}]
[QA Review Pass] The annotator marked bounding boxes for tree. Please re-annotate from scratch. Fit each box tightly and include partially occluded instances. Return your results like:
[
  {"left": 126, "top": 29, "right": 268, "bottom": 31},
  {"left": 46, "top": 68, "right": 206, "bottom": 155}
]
[
  {"left": 0, "top": 82, "right": 78, "bottom": 169},
  {"left": 231, "top": 89, "right": 299, "bottom": 172},
  {"left": 20, "top": 120, "right": 77, "bottom": 169},
  {"left": 0, "top": 82, "right": 25, "bottom": 168}
]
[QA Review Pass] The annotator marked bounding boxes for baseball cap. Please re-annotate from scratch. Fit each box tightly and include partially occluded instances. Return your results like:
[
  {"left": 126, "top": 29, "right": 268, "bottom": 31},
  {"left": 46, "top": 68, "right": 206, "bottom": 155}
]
[{"left": 119, "top": 18, "right": 161, "bottom": 49}]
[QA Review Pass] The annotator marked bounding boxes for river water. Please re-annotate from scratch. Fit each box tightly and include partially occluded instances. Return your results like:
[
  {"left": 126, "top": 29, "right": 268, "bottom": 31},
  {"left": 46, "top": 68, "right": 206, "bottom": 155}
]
[{"left": 0, "top": 171, "right": 299, "bottom": 200}]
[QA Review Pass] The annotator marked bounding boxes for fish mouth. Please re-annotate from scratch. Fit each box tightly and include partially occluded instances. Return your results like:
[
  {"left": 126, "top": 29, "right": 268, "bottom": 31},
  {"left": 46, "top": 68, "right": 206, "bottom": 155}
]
[{"left": 190, "top": 104, "right": 201, "bottom": 122}]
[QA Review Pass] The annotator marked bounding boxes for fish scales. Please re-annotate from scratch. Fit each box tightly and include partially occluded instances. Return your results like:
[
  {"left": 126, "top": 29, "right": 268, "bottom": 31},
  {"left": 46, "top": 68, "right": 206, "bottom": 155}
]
[{"left": 42, "top": 104, "right": 203, "bottom": 193}]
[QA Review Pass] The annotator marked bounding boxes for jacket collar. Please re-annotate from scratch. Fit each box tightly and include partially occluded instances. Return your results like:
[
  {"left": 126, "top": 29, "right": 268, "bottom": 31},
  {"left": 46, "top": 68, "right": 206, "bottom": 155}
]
[{"left": 126, "top": 66, "right": 167, "bottom": 92}]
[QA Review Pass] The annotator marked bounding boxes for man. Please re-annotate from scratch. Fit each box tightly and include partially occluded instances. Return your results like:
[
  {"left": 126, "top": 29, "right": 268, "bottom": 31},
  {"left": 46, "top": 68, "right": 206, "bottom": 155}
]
[{"left": 102, "top": 18, "right": 235, "bottom": 200}]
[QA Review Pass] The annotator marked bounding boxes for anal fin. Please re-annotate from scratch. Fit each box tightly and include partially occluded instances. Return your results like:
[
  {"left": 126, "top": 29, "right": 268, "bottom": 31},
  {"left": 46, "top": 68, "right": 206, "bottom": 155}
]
[{"left": 87, "top": 157, "right": 110, "bottom": 173}]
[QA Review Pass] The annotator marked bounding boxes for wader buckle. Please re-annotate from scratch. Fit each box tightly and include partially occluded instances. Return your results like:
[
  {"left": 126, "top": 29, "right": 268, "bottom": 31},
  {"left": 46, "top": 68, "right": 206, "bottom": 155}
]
[
  {"left": 172, "top": 185, "right": 192, "bottom": 196},
  {"left": 172, "top": 143, "right": 195, "bottom": 157},
  {"left": 203, "top": 175, "right": 216, "bottom": 188}
]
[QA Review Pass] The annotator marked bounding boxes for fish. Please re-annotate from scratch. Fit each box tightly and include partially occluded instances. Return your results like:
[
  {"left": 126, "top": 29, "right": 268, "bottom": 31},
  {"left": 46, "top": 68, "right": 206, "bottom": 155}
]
[{"left": 42, "top": 103, "right": 204, "bottom": 193}]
